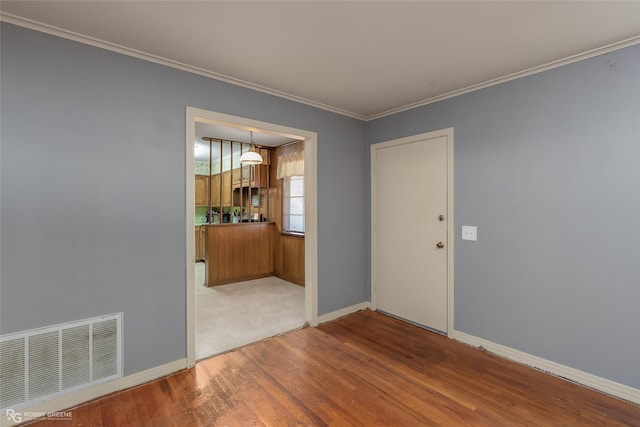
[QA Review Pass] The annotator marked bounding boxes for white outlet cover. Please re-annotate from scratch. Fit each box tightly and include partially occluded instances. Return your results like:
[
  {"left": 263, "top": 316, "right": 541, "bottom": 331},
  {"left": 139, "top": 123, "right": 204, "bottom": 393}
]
[{"left": 462, "top": 225, "right": 477, "bottom": 241}]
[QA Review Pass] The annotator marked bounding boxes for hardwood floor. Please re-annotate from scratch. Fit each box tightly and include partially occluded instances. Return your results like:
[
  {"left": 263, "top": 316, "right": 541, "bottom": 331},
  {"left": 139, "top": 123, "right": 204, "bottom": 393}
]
[{"left": 27, "top": 310, "right": 639, "bottom": 426}]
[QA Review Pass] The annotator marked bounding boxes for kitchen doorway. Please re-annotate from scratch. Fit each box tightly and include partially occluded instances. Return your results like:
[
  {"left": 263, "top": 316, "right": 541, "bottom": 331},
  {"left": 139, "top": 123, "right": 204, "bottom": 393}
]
[{"left": 185, "top": 107, "right": 318, "bottom": 366}]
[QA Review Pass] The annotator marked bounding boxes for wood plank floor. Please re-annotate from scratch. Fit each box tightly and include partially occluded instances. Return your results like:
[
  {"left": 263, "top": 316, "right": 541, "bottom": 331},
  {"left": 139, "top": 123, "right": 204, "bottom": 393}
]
[{"left": 26, "top": 310, "right": 639, "bottom": 426}]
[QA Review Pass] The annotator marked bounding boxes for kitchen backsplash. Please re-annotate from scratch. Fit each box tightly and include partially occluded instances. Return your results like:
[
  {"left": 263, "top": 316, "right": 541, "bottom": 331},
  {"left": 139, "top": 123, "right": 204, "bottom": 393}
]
[{"left": 195, "top": 206, "right": 209, "bottom": 224}]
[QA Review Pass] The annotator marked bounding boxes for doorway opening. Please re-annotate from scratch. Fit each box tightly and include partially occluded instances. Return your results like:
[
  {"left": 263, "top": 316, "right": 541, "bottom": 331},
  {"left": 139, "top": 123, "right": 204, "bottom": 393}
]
[{"left": 186, "top": 107, "right": 318, "bottom": 366}]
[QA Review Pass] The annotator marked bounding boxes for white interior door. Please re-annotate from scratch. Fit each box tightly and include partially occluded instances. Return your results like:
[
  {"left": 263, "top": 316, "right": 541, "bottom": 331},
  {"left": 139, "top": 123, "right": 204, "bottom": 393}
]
[{"left": 372, "top": 130, "right": 451, "bottom": 333}]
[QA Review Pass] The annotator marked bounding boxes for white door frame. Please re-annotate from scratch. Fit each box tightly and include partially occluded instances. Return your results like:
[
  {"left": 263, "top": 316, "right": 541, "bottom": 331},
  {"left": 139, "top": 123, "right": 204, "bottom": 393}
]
[
  {"left": 185, "top": 107, "right": 319, "bottom": 367},
  {"left": 370, "top": 128, "right": 454, "bottom": 336}
]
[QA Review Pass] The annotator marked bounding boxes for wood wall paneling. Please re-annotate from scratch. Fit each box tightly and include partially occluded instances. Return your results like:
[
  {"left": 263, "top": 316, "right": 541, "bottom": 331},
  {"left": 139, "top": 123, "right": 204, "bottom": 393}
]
[
  {"left": 205, "top": 223, "right": 275, "bottom": 286},
  {"left": 270, "top": 146, "right": 305, "bottom": 286},
  {"left": 278, "top": 234, "right": 305, "bottom": 286}
]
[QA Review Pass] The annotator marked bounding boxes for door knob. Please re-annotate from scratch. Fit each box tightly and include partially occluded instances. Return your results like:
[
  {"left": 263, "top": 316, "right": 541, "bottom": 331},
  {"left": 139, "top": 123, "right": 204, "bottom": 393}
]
[{"left": 436, "top": 242, "right": 444, "bottom": 249}]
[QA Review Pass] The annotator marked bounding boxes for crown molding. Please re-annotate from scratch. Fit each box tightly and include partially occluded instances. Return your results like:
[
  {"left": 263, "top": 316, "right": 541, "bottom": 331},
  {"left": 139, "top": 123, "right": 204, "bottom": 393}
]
[
  {"left": 0, "top": 12, "right": 367, "bottom": 121},
  {"left": 367, "top": 35, "right": 640, "bottom": 121},
  {"left": 2, "top": 12, "right": 639, "bottom": 122}
]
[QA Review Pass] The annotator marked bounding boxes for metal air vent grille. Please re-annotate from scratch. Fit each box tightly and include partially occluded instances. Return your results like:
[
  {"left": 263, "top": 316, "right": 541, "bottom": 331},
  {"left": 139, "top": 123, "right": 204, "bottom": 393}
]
[{"left": 0, "top": 314, "right": 122, "bottom": 412}]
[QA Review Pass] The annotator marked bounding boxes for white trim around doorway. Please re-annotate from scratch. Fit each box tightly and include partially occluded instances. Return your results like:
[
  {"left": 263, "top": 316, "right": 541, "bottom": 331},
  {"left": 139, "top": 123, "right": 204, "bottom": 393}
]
[{"left": 185, "top": 107, "right": 319, "bottom": 367}]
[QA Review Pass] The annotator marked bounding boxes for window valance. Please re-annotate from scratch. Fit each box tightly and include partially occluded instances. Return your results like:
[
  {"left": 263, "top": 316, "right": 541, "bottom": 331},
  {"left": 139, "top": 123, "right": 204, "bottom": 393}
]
[{"left": 276, "top": 141, "right": 304, "bottom": 179}]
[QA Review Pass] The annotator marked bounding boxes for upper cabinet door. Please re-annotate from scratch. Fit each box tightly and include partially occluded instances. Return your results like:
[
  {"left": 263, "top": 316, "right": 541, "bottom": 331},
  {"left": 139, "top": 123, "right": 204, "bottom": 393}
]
[{"left": 195, "top": 175, "right": 209, "bottom": 206}]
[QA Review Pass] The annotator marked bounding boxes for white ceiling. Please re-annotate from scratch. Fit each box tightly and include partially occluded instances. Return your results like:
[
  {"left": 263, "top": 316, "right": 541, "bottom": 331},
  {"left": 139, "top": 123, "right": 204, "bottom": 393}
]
[{"left": 1, "top": 1, "right": 639, "bottom": 120}]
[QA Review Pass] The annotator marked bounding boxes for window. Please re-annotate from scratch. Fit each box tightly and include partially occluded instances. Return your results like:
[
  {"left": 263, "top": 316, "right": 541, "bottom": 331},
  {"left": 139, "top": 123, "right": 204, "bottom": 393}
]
[
  {"left": 277, "top": 140, "right": 304, "bottom": 234},
  {"left": 283, "top": 175, "right": 304, "bottom": 233}
]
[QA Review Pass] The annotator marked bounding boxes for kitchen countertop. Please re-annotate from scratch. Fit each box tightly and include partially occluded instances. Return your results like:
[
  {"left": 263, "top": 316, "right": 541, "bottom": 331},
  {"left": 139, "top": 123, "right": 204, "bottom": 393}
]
[{"left": 196, "top": 221, "right": 274, "bottom": 226}]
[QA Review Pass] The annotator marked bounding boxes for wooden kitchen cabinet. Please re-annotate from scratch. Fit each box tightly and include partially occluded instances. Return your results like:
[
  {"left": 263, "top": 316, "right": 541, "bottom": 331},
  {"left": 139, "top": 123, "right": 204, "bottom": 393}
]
[
  {"left": 209, "top": 171, "right": 232, "bottom": 207},
  {"left": 232, "top": 165, "right": 269, "bottom": 189},
  {"left": 195, "top": 175, "right": 209, "bottom": 206},
  {"left": 210, "top": 174, "right": 220, "bottom": 207},
  {"left": 195, "top": 226, "right": 206, "bottom": 261},
  {"left": 231, "top": 166, "right": 245, "bottom": 187},
  {"left": 222, "top": 171, "right": 232, "bottom": 205}
]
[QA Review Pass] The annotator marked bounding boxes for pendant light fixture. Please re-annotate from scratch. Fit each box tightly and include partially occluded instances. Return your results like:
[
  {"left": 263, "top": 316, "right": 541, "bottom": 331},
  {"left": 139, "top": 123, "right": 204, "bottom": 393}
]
[{"left": 239, "top": 131, "right": 263, "bottom": 165}]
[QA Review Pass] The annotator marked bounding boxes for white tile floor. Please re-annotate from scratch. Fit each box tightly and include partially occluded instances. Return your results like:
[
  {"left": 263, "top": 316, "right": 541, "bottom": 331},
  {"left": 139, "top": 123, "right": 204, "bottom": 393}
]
[{"left": 195, "top": 262, "right": 306, "bottom": 360}]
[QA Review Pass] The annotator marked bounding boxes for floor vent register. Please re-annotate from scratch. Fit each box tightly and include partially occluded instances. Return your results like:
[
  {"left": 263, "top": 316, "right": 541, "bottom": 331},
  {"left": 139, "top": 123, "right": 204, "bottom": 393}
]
[{"left": 0, "top": 313, "right": 122, "bottom": 413}]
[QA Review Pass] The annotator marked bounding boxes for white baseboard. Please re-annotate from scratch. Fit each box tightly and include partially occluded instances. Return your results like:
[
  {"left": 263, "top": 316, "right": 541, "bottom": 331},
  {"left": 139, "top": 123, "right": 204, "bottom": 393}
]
[
  {"left": 1, "top": 358, "right": 187, "bottom": 427},
  {"left": 452, "top": 330, "right": 640, "bottom": 405},
  {"left": 316, "top": 302, "right": 372, "bottom": 325}
]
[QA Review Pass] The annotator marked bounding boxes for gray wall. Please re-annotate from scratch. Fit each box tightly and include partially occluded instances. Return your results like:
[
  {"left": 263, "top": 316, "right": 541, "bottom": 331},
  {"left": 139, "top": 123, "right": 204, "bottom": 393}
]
[
  {"left": 0, "top": 23, "right": 368, "bottom": 375},
  {"left": 366, "top": 44, "right": 640, "bottom": 389},
  {"left": 3, "top": 21, "right": 638, "bottom": 390}
]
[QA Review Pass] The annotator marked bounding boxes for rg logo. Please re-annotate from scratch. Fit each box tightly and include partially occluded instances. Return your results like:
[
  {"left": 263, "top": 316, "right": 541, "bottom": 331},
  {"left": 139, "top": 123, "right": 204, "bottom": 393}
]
[{"left": 5, "top": 409, "right": 22, "bottom": 422}]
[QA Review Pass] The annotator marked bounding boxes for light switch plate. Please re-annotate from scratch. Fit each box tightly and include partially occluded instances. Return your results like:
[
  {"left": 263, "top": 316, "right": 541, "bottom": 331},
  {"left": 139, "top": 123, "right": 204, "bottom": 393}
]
[{"left": 462, "top": 226, "right": 477, "bottom": 241}]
